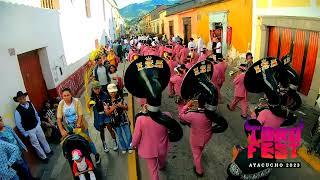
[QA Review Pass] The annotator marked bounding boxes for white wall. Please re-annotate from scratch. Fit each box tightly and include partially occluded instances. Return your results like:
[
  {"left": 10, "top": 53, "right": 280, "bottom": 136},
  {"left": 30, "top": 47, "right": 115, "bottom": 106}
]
[
  {"left": 0, "top": 0, "right": 40, "bottom": 7},
  {"left": 0, "top": 0, "right": 119, "bottom": 126},
  {"left": 0, "top": 1, "right": 63, "bottom": 126}
]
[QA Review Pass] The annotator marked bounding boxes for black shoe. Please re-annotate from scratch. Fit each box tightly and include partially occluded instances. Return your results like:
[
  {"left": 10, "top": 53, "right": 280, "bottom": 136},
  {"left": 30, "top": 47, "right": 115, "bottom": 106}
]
[
  {"left": 241, "top": 115, "right": 247, "bottom": 119},
  {"left": 46, "top": 151, "right": 54, "bottom": 156},
  {"left": 193, "top": 166, "right": 204, "bottom": 177},
  {"left": 95, "top": 153, "right": 101, "bottom": 164},
  {"left": 227, "top": 104, "right": 232, "bottom": 111},
  {"left": 41, "top": 158, "right": 49, "bottom": 164},
  {"left": 160, "top": 166, "right": 166, "bottom": 171}
]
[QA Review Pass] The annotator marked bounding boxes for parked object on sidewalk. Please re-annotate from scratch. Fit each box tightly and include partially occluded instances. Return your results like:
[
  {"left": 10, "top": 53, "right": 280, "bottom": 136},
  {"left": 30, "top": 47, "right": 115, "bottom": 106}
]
[
  {"left": 13, "top": 91, "right": 52, "bottom": 161},
  {"left": 62, "top": 134, "right": 96, "bottom": 180}
]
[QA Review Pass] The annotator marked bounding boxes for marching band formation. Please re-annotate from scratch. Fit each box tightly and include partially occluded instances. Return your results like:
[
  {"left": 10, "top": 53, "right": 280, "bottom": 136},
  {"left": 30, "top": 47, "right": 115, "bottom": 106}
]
[{"left": 1, "top": 33, "right": 313, "bottom": 180}]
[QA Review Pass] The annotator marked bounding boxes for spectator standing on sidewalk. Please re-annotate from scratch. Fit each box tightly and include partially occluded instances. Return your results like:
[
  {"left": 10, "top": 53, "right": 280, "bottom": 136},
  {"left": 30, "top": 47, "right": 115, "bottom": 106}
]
[
  {"left": 246, "top": 52, "right": 253, "bottom": 68},
  {"left": 13, "top": 91, "right": 52, "bottom": 162},
  {"left": 309, "top": 90, "right": 320, "bottom": 155},
  {"left": 104, "top": 84, "right": 132, "bottom": 154},
  {"left": 0, "top": 140, "right": 21, "bottom": 180},
  {"left": 57, "top": 88, "right": 101, "bottom": 164},
  {"left": 0, "top": 115, "right": 37, "bottom": 180},
  {"left": 94, "top": 55, "right": 111, "bottom": 93},
  {"left": 188, "top": 38, "right": 196, "bottom": 50},
  {"left": 197, "top": 36, "right": 204, "bottom": 54},
  {"left": 214, "top": 38, "right": 222, "bottom": 59},
  {"left": 89, "top": 81, "right": 118, "bottom": 153}
]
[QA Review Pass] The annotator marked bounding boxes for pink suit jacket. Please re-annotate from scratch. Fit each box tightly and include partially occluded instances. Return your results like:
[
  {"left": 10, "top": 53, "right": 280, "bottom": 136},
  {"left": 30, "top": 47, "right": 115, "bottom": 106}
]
[
  {"left": 215, "top": 61, "right": 227, "bottom": 86},
  {"left": 140, "top": 45, "right": 146, "bottom": 55},
  {"left": 167, "top": 60, "right": 178, "bottom": 76},
  {"left": 179, "top": 47, "right": 189, "bottom": 64},
  {"left": 144, "top": 49, "right": 159, "bottom": 56},
  {"left": 197, "top": 54, "right": 208, "bottom": 62},
  {"left": 211, "top": 64, "right": 219, "bottom": 86},
  {"left": 179, "top": 105, "right": 213, "bottom": 147},
  {"left": 173, "top": 44, "right": 183, "bottom": 61},
  {"left": 132, "top": 114, "right": 169, "bottom": 158},
  {"left": 233, "top": 73, "right": 247, "bottom": 98},
  {"left": 158, "top": 46, "right": 165, "bottom": 57},
  {"left": 169, "top": 74, "right": 183, "bottom": 96},
  {"left": 257, "top": 109, "right": 285, "bottom": 129}
]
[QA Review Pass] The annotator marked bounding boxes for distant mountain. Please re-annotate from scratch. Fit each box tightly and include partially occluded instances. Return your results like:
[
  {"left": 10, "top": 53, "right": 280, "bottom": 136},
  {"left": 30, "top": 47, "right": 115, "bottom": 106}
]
[{"left": 120, "top": 0, "right": 180, "bottom": 21}]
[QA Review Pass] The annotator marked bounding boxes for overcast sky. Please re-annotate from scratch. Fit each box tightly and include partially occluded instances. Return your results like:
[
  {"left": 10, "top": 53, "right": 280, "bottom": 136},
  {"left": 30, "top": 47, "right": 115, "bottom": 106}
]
[{"left": 115, "top": 0, "right": 147, "bottom": 9}]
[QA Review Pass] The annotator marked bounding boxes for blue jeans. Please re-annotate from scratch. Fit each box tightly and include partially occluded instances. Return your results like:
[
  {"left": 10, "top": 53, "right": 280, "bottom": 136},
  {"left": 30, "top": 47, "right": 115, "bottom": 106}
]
[
  {"left": 11, "top": 175, "right": 19, "bottom": 180},
  {"left": 13, "top": 157, "right": 32, "bottom": 180},
  {"left": 114, "top": 124, "right": 132, "bottom": 150},
  {"left": 85, "top": 130, "right": 98, "bottom": 155}
]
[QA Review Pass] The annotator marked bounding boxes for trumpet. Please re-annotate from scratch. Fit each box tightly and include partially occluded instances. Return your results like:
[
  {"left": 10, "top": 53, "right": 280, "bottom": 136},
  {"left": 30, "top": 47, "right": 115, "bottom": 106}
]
[
  {"left": 188, "top": 51, "right": 194, "bottom": 59},
  {"left": 229, "top": 69, "right": 240, "bottom": 79}
]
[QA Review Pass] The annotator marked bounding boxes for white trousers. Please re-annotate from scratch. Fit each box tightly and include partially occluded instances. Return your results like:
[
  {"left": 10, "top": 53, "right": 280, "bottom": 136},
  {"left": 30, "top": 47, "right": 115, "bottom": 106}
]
[
  {"left": 26, "top": 125, "right": 51, "bottom": 159},
  {"left": 79, "top": 171, "right": 96, "bottom": 180}
]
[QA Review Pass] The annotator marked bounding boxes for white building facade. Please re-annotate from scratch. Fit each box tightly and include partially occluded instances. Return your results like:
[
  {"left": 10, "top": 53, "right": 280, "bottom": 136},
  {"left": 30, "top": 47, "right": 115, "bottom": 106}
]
[{"left": 0, "top": 0, "right": 122, "bottom": 126}]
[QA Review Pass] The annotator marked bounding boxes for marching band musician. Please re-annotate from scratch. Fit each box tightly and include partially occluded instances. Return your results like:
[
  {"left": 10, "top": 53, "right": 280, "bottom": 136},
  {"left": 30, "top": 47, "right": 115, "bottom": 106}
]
[
  {"left": 179, "top": 60, "right": 228, "bottom": 177},
  {"left": 179, "top": 44, "right": 190, "bottom": 65},
  {"left": 227, "top": 64, "right": 248, "bottom": 119},
  {"left": 132, "top": 104, "right": 170, "bottom": 180},
  {"left": 214, "top": 57, "right": 228, "bottom": 102},
  {"left": 163, "top": 46, "right": 179, "bottom": 97},
  {"left": 125, "top": 55, "right": 183, "bottom": 180},
  {"left": 169, "top": 66, "right": 186, "bottom": 112},
  {"left": 197, "top": 47, "right": 210, "bottom": 62},
  {"left": 173, "top": 40, "right": 183, "bottom": 62},
  {"left": 178, "top": 95, "right": 213, "bottom": 177}
]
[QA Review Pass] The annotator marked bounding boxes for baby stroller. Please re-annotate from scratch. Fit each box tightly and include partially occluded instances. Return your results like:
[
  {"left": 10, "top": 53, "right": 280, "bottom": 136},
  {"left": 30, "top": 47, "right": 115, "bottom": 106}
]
[{"left": 62, "top": 134, "right": 95, "bottom": 180}]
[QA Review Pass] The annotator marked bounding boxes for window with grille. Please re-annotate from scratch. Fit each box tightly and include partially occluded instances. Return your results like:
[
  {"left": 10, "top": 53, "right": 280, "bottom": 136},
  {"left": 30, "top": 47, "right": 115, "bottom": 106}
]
[{"left": 41, "top": 0, "right": 59, "bottom": 9}]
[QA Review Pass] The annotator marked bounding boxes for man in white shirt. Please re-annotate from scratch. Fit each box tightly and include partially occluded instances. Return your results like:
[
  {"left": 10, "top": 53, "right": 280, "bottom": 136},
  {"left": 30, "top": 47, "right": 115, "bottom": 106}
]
[
  {"left": 197, "top": 36, "right": 204, "bottom": 54},
  {"left": 188, "top": 38, "right": 196, "bottom": 50},
  {"left": 215, "top": 39, "right": 222, "bottom": 59}
]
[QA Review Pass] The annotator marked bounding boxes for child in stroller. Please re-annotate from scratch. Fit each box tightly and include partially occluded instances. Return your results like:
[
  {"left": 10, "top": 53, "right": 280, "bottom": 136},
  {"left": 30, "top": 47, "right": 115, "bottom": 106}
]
[{"left": 62, "top": 134, "right": 96, "bottom": 180}]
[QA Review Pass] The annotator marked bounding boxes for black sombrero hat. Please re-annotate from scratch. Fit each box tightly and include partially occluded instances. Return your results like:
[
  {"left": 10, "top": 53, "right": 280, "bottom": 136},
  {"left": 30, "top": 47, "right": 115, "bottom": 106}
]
[
  {"left": 181, "top": 60, "right": 228, "bottom": 133},
  {"left": 125, "top": 55, "right": 183, "bottom": 142},
  {"left": 124, "top": 55, "right": 171, "bottom": 108},
  {"left": 13, "top": 91, "right": 28, "bottom": 102},
  {"left": 181, "top": 60, "right": 216, "bottom": 102},
  {"left": 244, "top": 57, "right": 281, "bottom": 94}
]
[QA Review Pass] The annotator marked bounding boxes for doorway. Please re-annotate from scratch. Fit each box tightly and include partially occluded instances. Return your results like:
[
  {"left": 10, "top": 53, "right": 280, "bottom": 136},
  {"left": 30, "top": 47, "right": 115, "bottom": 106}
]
[
  {"left": 183, "top": 17, "right": 192, "bottom": 45},
  {"left": 169, "top": 20, "right": 174, "bottom": 37},
  {"left": 18, "top": 50, "right": 49, "bottom": 110},
  {"left": 267, "top": 26, "right": 319, "bottom": 95}
]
